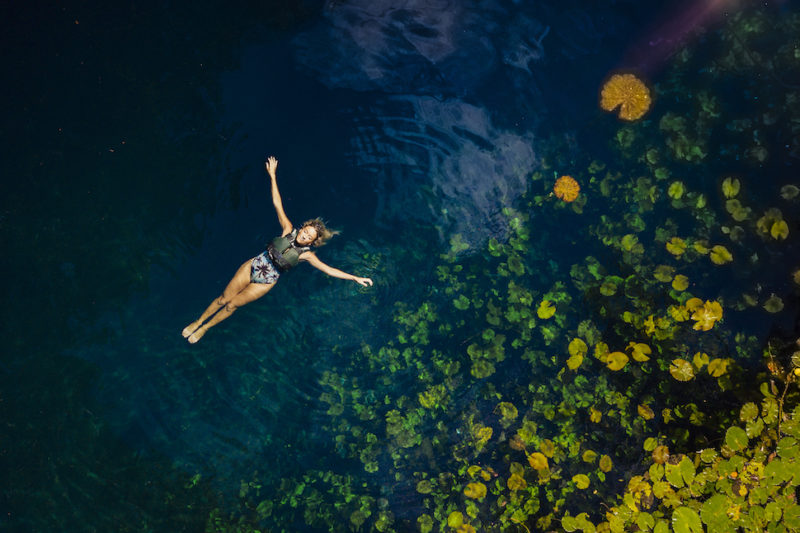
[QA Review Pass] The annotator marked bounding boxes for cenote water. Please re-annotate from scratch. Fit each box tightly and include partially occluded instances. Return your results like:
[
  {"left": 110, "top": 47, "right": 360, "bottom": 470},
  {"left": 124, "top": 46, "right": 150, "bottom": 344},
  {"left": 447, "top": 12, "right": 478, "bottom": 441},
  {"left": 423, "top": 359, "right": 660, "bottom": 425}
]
[{"left": 3, "top": 1, "right": 800, "bottom": 532}]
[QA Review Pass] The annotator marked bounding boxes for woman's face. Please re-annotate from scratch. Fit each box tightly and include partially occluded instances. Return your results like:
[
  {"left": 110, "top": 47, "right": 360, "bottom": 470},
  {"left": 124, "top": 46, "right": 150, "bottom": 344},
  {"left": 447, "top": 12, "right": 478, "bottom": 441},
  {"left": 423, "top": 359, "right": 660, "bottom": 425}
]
[{"left": 296, "top": 225, "right": 318, "bottom": 246}]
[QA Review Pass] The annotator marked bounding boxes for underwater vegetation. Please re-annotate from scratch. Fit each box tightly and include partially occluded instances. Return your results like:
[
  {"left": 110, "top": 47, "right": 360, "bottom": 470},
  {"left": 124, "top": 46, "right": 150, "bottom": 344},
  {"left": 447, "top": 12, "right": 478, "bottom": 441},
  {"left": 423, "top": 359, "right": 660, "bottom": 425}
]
[{"left": 205, "top": 5, "right": 800, "bottom": 532}]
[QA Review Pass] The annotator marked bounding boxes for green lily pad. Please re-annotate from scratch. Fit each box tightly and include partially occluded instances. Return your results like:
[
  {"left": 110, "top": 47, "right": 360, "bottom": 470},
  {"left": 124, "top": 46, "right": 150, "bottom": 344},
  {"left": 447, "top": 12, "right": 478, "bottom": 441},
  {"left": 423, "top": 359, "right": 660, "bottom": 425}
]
[
  {"left": 725, "top": 426, "right": 749, "bottom": 451},
  {"left": 739, "top": 402, "right": 759, "bottom": 422},
  {"left": 672, "top": 506, "right": 703, "bottom": 533}
]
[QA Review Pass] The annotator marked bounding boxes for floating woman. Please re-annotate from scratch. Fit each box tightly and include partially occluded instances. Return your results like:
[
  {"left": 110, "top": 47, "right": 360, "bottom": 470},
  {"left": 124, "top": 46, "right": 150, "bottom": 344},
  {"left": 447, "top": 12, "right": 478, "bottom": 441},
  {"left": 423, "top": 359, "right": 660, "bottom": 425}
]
[{"left": 182, "top": 156, "right": 373, "bottom": 343}]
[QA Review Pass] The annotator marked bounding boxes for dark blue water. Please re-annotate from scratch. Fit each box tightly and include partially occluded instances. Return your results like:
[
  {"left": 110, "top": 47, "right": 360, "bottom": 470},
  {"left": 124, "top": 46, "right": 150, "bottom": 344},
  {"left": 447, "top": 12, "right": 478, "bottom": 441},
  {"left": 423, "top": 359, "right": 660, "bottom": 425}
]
[{"left": 2, "top": 1, "right": 799, "bottom": 531}]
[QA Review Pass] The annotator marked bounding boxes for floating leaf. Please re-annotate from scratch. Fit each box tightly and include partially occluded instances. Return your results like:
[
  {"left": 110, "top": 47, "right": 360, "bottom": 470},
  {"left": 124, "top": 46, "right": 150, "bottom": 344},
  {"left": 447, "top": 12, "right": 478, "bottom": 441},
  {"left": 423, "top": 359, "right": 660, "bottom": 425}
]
[
  {"left": 692, "top": 352, "right": 709, "bottom": 369},
  {"left": 638, "top": 404, "right": 655, "bottom": 420},
  {"left": 672, "top": 506, "right": 703, "bottom": 533},
  {"left": 652, "top": 445, "right": 670, "bottom": 464},
  {"left": 567, "top": 355, "right": 583, "bottom": 370},
  {"left": 629, "top": 342, "right": 652, "bottom": 362},
  {"left": 582, "top": 450, "right": 597, "bottom": 463},
  {"left": 740, "top": 403, "right": 759, "bottom": 422},
  {"left": 572, "top": 474, "right": 590, "bottom": 489},
  {"left": 654, "top": 265, "right": 675, "bottom": 282},
  {"left": 707, "top": 358, "right": 730, "bottom": 377},
  {"left": 781, "top": 184, "right": 800, "bottom": 200},
  {"left": 528, "top": 452, "right": 548, "bottom": 470},
  {"left": 589, "top": 407, "right": 602, "bottom": 423},
  {"left": 599, "top": 455, "right": 613, "bottom": 472},
  {"left": 607, "top": 351, "right": 629, "bottom": 371},
  {"left": 709, "top": 245, "right": 733, "bottom": 265},
  {"left": 448, "top": 511, "right": 464, "bottom": 528},
  {"left": 668, "top": 181, "right": 685, "bottom": 199},
  {"left": 671, "top": 274, "right": 689, "bottom": 291},
  {"left": 540, "top": 440, "right": 556, "bottom": 458},
  {"left": 722, "top": 177, "right": 740, "bottom": 198},
  {"left": 771, "top": 220, "right": 789, "bottom": 240},
  {"left": 537, "top": 300, "right": 556, "bottom": 319},
  {"left": 416, "top": 480, "right": 433, "bottom": 494},
  {"left": 507, "top": 473, "right": 527, "bottom": 491},
  {"left": 669, "top": 359, "right": 695, "bottom": 381},
  {"left": 568, "top": 338, "right": 588, "bottom": 358},
  {"left": 700, "top": 494, "right": 733, "bottom": 530},
  {"left": 725, "top": 426, "right": 749, "bottom": 451},
  {"left": 600, "top": 280, "right": 618, "bottom": 295},
  {"left": 666, "top": 237, "right": 687, "bottom": 256},
  {"left": 464, "top": 482, "right": 487, "bottom": 499},
  {"left": 763, "top": 294, "right": 784, "bottom": 313}
]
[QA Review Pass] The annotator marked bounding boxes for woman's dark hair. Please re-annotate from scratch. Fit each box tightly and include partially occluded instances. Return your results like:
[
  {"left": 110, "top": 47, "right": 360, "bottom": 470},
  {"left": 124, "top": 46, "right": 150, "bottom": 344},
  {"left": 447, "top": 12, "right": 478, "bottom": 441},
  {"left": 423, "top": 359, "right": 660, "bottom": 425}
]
[{"left": 301, "top": 218, "right": 339, "bottom": 247}]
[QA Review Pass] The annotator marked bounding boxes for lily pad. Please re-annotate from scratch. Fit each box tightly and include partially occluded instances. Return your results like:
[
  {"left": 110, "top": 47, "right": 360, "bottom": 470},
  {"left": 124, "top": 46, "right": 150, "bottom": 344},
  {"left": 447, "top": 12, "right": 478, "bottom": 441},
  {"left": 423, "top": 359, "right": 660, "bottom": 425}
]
[
  {"left": 669, "top": 359, "right": 695, "bottom": 381},
  {"left": 672, "top": 506, "right": 703, "bottom": 533},
  {"left": 572, "top": 474, "right": 590, "bottom": 489},
  {"left": 725, "top": 426, "right": 749, "bottom": 451},
  {"left": 607, "top": 351, "right": 629, "bottom": 371}
]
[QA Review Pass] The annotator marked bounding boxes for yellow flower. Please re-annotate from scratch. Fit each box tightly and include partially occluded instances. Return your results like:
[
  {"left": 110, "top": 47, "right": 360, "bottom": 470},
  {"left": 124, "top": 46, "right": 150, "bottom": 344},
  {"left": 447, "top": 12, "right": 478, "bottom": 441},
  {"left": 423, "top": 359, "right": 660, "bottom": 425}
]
[
  {"left": 600, "top": 73, "right": 652, "bottom": 121},
  {"left": 691, "top": 300, "right": 723, "bottom": 331}
]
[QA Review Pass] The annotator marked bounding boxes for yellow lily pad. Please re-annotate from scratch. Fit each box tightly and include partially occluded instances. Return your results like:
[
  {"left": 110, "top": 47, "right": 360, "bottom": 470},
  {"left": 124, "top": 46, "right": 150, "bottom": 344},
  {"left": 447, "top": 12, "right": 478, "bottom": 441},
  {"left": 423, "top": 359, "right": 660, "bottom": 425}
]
[
  {"left": 709, "top": 245, "right": 733, "bottom": 265},
  {"left": 572, "top": 474, "right": 590, "bottom": 489},
  {"left": 638, "top": 404, "right": 655, "bottom": 420},
  {"left": 668, "top": 181, "right": 685, "bottom": 199},
  {"left": 666, "top": 237, "right": 687, "bottom": 256},
  {"left": 671, "top": 274, "right": 689, "bottom": 291},
  {"left": 669, "top": 359, "right": 695, "bottom": 381},
  {"left": 527, "top": 452, "right": 548, "bottom": 470},
  {"left": 707, "top": 358, "right": 730, "bottom": 377},
  {"left": 537, "top": 300, "right": 556, "bottom": 319},
  {"left": 771, "top": 220, "right": 789, "bottom": 240},
  {"left": 464, "top": 482, "right": 487, "bottom": 499},
  {"left": 764, "top": 294, "right": 784, "bottom": 313},
  {"left": 629, "top": 342, "right": 652, "bottom": 362},
  {"left": 722, "top": 177, "right": 740, "bottom": 198},
  {"left": 606, "top": 351, "right": 629, "bottom": 371}
]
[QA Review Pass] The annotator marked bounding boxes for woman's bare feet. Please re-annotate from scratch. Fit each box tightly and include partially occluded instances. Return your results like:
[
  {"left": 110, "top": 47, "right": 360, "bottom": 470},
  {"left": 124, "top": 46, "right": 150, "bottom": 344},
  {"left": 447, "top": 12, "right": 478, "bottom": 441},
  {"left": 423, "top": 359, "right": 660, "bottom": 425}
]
[
  {"left": 182, "top": 321, "right": 202, "bottom": 338},
  {"left": 188, "top": 326, "right": 207, "bottom": 344}
]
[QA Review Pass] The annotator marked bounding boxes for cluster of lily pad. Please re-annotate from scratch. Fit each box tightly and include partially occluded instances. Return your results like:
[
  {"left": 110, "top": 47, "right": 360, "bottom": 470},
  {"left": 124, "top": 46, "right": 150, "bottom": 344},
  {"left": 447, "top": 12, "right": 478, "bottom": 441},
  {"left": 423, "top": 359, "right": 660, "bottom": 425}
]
[{"left": 205, "top": 6, "right": 800, "bottom": 532}]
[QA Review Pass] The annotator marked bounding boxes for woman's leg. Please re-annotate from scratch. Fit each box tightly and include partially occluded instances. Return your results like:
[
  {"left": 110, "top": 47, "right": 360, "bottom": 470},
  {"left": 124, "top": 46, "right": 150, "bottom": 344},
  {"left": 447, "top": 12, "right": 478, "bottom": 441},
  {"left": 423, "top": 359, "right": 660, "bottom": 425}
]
[
  {"left": 187, "top": 282, "right": 275, "bottom": 343},
  {"left": 182, "top": 259, "right": 254, "bottom": 338}
]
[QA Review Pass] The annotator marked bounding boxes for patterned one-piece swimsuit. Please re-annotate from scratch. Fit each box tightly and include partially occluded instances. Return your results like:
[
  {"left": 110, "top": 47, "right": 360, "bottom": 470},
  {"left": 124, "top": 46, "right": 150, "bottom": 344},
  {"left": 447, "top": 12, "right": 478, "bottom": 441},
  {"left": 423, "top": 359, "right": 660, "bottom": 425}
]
[{"left": 250, "top": 252, "right": 280, "bottom": 284}]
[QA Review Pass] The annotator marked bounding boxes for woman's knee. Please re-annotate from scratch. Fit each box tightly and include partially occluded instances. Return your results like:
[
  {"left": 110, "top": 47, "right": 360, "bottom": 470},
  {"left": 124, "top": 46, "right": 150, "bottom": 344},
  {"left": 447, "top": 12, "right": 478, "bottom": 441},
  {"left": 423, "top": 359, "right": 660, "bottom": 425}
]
[{"left": 224, "top": 302, "right": 238, "bottom": 313}]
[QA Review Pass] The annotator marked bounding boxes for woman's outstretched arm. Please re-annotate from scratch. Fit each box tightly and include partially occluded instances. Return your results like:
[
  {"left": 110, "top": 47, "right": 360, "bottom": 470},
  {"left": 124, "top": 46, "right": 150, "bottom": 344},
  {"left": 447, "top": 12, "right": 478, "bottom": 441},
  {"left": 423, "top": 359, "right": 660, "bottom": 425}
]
[
  {"left": 300, "top": 252, "right": 373, "bottom": 286},
  {"left": 266, "top": 156, "right": 293, "bottom": 236}
]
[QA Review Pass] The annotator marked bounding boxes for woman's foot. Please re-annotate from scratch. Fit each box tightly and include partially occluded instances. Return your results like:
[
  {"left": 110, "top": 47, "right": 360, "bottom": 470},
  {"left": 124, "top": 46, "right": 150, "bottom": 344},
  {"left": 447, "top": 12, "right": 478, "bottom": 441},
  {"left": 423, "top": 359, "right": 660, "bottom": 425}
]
[
  {"left": 182, "top": 321, "right": 202, "bottom": 338},
  {"left": 188, "top": 326, "right": 208, "bottom": 344}
]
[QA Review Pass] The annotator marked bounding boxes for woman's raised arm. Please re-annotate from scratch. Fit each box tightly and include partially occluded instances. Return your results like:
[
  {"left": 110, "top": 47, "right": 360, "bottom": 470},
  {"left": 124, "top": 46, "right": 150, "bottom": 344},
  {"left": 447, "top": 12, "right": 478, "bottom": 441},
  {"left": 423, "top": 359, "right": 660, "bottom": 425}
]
[
  {"left": 300, "top": 251, "right": 373, "bottom": 286},
  {"left": 266, "top": 156, "right": 293, "bottom": 236}
]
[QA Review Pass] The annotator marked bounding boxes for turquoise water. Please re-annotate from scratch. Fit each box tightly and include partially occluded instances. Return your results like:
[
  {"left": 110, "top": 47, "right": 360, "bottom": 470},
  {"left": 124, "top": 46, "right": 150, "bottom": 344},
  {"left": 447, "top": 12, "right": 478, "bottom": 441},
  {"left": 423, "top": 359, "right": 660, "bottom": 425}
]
[{"left": 2, "top": 1, "right": 799, "bottom": 532}]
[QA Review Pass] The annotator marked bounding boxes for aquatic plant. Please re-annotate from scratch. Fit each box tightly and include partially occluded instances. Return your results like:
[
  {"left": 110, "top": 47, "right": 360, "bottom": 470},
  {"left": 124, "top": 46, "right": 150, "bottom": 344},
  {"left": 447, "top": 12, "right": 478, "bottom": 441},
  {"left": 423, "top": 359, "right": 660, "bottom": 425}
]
[
  {"left": 553, "top": 175, "right": 581, "bottom": 202},
  {"left": 600, "top": 73, "right": 652, "bottom": 121},
  {"left": 204, "top": 5, "right": 800, "bottom": 532}
]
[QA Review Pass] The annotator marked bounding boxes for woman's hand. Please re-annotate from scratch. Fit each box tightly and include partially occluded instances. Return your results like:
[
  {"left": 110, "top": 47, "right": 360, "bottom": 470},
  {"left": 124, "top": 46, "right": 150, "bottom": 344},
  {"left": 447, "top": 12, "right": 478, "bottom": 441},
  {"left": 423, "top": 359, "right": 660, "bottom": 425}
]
[
  {"left": 353, "top": 276, "right": 373, "bottom": 287},
  {"left": 266, "top": 156, "right": 278, "bottom": 179}
]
